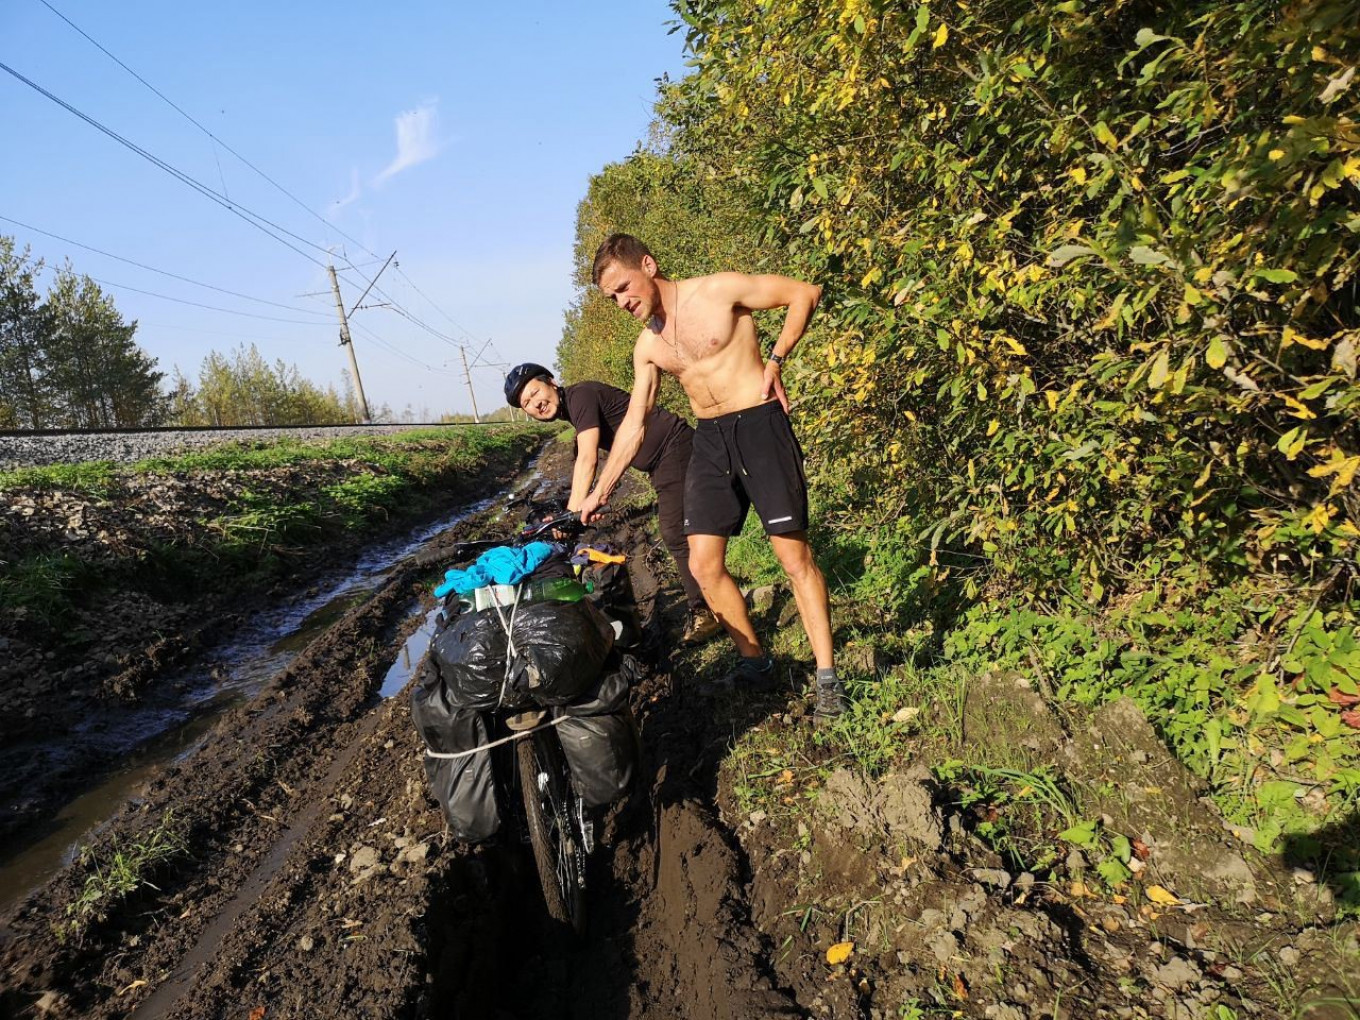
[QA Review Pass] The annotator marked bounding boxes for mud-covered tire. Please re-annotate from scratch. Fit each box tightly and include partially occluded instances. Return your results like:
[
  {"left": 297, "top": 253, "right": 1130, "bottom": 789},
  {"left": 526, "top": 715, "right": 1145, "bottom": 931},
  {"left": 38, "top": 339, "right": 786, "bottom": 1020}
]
[{"left": 515, "top": 734, "right": 586, "bottom": 935}]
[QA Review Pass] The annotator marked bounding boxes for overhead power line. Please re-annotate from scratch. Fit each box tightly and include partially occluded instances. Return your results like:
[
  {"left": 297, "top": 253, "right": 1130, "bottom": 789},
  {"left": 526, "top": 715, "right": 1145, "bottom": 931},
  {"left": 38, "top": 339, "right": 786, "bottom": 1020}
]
[
  {"left": 0, "top": 213, "right": 332, "bottom": 318},
  {"left": 350, "top": 321, "right": 461, "bottom": 376},
  {"left": 87, "top": 275, "right": 333, "bottom": 324},
  {"left": 36, "top": 0, "right": 384, "bottom": 264},
  {"left": 393, "top": 264, "right": 484, "bottom": 343},
  {"left": 0, "top": 59, "right": 333, "bottom": 271}
]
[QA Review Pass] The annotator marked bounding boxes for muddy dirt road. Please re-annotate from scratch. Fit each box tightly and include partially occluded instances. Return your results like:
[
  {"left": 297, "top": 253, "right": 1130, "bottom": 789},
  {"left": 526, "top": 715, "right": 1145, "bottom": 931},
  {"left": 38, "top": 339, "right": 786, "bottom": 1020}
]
[
  {"left": 0, "top": 445, "right": 801, "bottom": 1020},
  {"left": 2, "top": 442, "right": 1356, "bottom": 1019}
]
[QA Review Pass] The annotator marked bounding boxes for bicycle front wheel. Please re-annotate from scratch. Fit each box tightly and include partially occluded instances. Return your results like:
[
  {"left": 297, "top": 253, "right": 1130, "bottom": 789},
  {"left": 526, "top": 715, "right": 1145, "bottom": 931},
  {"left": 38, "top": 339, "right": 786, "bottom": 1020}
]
[{"left": 516, "top": 733, "right": 587, "bottom": 934}]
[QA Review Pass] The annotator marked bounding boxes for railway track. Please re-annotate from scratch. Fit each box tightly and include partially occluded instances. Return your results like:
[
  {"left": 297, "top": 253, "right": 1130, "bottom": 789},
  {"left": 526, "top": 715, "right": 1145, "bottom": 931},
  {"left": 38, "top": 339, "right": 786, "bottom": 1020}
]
[{"left": 0, "top": 421, "right": 517, "bottom": 471}]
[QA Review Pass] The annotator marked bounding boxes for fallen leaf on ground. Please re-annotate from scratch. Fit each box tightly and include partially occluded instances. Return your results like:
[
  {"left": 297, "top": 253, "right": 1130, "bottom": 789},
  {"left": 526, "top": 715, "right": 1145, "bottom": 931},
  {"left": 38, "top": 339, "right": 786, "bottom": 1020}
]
[
  {"left": 1145, "top": 885, "right": 1181, "bottom": 905},
  {"left": 1342, "top": 709, "right": 1360, "bottom": 729},
  {"left": 952, "top": 973, "right": 969, "bottom": 999},
  {"left": 1327, "top": 688, "right": 1360, "bottom": 707},
  {"left": 1131, "top": 838, "right": 1152, "bottom": 861},
  {"left": 249, "top": 1008, "right": 267, "bottom": 1020},
  {"left": 117, "top": 980, "right": 147, "bottom": 995},
  {"left": 826, "top": 941, "right": 855, "bottom": 965}
]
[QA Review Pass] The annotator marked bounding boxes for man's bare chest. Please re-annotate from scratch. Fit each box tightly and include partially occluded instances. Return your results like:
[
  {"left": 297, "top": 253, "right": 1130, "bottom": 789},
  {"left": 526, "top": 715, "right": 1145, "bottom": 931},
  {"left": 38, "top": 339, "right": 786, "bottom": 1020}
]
[{"left": 649, "top": 316, "right": 736, "bottom": 372}]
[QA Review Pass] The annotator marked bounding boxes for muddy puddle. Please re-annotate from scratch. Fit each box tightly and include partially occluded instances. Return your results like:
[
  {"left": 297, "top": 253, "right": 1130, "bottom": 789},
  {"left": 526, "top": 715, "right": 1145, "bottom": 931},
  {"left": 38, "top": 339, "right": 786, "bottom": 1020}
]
[{"left": 0, "top": 498, "right": 491, "bottom": 917}]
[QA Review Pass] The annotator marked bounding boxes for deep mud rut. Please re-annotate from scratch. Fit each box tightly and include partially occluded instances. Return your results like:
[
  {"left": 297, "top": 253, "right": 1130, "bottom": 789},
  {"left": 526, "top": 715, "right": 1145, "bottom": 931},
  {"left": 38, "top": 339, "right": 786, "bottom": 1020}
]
[{"left": 3, "top": 441, "right": 1356, "bottom": 1019}]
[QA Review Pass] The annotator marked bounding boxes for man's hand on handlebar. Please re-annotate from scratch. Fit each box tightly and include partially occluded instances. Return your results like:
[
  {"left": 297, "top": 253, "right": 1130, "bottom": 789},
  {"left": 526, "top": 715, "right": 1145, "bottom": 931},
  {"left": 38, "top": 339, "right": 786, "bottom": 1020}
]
[{"left": 578, "top": 488, "right": 608, "bottom": 525}]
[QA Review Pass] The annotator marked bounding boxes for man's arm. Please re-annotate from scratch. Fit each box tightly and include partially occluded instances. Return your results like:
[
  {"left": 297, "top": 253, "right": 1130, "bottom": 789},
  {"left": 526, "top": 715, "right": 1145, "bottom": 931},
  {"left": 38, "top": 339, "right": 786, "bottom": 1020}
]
[
  {"left": 566, "top": 427, "right": 601, "bottom": 512},
  {"left": 711, "top": 272, "right": 822, "bottom": 410},
  {"left": 579, "top": 340, "right": 661, "bottom": 522}
]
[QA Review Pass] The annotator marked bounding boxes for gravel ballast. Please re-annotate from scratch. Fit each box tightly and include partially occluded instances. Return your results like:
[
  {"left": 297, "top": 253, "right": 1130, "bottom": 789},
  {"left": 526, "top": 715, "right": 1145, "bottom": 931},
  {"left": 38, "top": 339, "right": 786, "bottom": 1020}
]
[{"left": 0, "top": 424, "right": 495, "bottom": 472}]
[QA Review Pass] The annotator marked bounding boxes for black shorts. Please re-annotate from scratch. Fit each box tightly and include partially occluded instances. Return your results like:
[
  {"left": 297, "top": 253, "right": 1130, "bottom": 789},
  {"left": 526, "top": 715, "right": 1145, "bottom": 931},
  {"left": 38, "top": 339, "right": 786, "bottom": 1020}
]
[{"left": 684, "top": 399, "right": 809, "bottom": 537}]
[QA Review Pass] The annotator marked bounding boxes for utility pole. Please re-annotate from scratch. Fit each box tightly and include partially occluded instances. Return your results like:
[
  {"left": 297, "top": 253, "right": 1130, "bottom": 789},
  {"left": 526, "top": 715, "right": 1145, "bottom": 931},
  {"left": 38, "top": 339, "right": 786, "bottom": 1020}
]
[
  {"left": 458, "top": 346, "right": 481, "bottom": 422},
  {"left": 327, "top": 263, "right": 372, "bottom": 423}
]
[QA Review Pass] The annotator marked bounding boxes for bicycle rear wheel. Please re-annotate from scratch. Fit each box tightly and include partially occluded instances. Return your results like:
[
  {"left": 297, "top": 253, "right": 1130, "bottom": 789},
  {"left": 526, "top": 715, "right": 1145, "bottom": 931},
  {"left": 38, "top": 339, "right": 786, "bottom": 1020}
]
[{"left": 516, "top": 732, "right": 587, "bottom": 934}]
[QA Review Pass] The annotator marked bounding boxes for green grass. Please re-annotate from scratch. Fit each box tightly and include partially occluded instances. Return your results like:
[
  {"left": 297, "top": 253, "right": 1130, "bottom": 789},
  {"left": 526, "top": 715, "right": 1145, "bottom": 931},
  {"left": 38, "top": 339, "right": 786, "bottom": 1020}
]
[
  {"left": 59, "top": 811, "right": 188, "bottom": 943},
  {"left": 0, "top": 460, "right": 119, "bottom": 495},
  {"left": 1, "top": 425, "right": 550, "bottom": 634}
]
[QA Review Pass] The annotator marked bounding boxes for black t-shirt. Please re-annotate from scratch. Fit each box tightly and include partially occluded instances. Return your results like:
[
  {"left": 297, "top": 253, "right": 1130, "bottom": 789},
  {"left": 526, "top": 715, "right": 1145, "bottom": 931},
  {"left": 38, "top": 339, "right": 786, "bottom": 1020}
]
[{"left": 561, "top": 381, "right": 690, "bottom": 474}]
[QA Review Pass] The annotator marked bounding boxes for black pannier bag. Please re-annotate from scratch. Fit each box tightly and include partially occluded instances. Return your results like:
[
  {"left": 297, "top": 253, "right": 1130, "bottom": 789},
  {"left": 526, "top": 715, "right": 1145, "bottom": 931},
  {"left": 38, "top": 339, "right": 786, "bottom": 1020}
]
[
  {"left": 583, "top": 557, "right": 642, "bottom": 647},
  {"left": 430, "top": 605, "right": 532, "bottom": 711},
  {"left": 554, "top": 654, "right": 639, "bottom": 807},
  {"left": 506, "top": 598, "right": 614, "bottom": 705},
  {"left": 411, "top": 668, "right": 500, "bottom": 841}
]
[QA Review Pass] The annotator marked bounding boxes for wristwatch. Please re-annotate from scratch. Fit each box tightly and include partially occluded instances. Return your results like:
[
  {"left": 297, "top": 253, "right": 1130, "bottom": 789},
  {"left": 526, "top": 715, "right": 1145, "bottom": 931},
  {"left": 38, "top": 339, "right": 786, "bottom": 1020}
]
[{"left": 769, "top": 352, "right": 786, "bottom": 367}]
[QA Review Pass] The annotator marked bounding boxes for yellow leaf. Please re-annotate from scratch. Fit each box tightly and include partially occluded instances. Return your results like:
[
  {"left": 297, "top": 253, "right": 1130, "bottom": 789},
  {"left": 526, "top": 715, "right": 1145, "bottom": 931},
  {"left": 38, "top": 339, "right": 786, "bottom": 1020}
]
[
  {"left": 1147, "top": 350, "right": 1170, "bottom": 390},
  {"left": 986, "top": 419, "right": 1000, "bottom": 437},
  {"left": 1207, "top": 335, "right": 1229, "bottom": 369},
  {"left": 1145, "top": 885, "right": 1181, "bottom": 906},
  {"left": 1282, "top": 394, "right": 1317, "bottom": 420},
  {"left": 1268, "top": 149, "right": 1285, "bottom": 161},
  {"left": 1000, "top": 334, "right": 1028, "bottom": 356},
  {"left": 826, "top": 941, "right": 855, "bottom": 965},
  {"left": 1094, "top": 121, "right": 1118, "bottom": 150},
  {"left": 1095, "top": 293, "right": 1127, "bottom": 331},
  {"left": 1070, "top": 165, "right": 1088, "bottom": 185},
  {"left": 1170, "top": 359, "right": 1191, "bottom": 395},
  {"left": 1308, "top": 502, "right": 1335, "bottom": 534},
  {"left": 1045, "top": 390, "right": 1059, "bottom": 412},
  {"left": 1308, "top": 456, "right": 1360, "bottom": 488},
  {"left": 932, "top": 23, "right": 949, "bottom": 49}
]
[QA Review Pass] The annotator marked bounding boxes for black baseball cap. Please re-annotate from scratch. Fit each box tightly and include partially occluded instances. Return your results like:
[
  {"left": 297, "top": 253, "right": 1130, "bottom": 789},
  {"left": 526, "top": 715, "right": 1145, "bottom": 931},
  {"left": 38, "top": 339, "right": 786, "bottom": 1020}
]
[{"left": 504, "top": 362, "right": 553, "bottom": 407}]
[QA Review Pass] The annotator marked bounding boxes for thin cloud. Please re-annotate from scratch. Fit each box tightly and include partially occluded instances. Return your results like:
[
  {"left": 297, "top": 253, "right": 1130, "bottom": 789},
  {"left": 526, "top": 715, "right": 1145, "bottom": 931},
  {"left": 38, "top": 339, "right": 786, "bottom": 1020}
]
[{"left": 374, "top": 101, "right": 442, "bottom": 186}]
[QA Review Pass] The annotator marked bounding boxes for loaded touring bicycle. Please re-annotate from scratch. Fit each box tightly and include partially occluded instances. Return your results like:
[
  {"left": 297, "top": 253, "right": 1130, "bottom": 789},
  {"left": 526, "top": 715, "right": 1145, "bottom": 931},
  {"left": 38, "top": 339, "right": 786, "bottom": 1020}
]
[{"left": 411, "top": 501, "right": 641, "bottom": 934}]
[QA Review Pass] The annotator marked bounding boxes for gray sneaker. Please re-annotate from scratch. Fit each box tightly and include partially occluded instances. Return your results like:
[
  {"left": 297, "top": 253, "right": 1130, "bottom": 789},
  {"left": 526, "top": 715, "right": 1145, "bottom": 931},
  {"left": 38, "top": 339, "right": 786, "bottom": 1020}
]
[{"left": 812, "top": 678, "right": 850, "bottom": 726}]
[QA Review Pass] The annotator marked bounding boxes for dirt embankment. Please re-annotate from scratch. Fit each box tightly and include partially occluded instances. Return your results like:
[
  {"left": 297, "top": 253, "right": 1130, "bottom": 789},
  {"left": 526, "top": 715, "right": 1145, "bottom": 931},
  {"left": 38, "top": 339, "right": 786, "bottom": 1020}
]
[{"left": 2, "top": 440, "right": 1356, "bottom": 1019}]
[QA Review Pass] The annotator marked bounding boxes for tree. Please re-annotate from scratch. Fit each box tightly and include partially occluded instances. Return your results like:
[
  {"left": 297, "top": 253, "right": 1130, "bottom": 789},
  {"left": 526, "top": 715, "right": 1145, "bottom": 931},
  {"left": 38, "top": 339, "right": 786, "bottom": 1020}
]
[
  {"left": 175, "top": 343, "right": 353, "bottom": 427},
  {"left": 0, "top": 238, "right": 52, "bottom": 429},
  {"left": 45, "top": 266, "right": 165, "bottom": 427}
]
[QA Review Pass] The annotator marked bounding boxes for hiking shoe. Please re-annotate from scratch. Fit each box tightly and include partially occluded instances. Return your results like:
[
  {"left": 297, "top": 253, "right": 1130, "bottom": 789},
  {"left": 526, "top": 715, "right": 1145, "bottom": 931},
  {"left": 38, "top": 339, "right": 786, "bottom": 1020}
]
[
  {"left": 812, "top": 678, "right": 850, "bottom": 727},
  {"left": 680, "top": 606, "right": 722, "bottom": 645}
]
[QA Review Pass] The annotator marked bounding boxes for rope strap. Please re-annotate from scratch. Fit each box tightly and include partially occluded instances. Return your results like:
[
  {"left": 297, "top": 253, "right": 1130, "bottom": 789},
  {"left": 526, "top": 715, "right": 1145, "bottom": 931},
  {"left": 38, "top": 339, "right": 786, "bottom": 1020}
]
[{"left": 423, "top": 714, "right": 570, "bottom": 760}]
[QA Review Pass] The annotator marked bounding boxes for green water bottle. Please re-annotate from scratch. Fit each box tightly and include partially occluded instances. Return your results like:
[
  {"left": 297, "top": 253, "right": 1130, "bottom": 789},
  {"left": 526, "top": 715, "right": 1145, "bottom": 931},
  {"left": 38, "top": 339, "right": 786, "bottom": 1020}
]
[{"left": 531, "top": 577, "right": 591, "bottom": 602}]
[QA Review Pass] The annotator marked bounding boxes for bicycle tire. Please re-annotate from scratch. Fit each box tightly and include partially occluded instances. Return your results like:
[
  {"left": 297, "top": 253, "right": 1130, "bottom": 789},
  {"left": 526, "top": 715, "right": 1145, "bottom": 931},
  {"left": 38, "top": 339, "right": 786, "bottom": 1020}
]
[{"left": 515, "top": 733, "right": 587, "bottom": 934}]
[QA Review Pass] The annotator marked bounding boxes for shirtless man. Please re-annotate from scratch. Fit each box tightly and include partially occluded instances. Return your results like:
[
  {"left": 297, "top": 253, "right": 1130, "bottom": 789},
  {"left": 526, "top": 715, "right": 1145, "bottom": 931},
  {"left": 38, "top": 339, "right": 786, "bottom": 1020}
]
[{"left": 578, "top": 233, "right": 847, "bottom": 721}]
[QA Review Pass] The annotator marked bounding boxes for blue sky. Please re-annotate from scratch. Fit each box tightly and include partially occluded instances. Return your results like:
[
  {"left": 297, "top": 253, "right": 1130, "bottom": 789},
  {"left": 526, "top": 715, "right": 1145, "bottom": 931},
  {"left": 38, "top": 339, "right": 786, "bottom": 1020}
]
[{"left": 1, "top": 1, "right": 689, "bottom": 419}]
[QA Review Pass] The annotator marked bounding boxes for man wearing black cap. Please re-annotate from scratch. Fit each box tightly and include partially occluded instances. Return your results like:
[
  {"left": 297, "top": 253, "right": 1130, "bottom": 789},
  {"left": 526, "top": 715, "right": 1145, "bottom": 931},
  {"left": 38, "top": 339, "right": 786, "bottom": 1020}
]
[{"left": 505, "top": 364, "right": 721, "bottom": 645}]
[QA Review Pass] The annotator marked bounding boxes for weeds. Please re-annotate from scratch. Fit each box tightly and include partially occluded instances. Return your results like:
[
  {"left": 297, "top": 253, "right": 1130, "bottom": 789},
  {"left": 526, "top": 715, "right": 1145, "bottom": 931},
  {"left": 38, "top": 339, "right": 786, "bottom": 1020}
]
[
  {"left": 0, "top": 551, "right": 91, "bottom": 626},
  {"left": 59, "top": 811, "right": 188, "bottom": 943}
]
